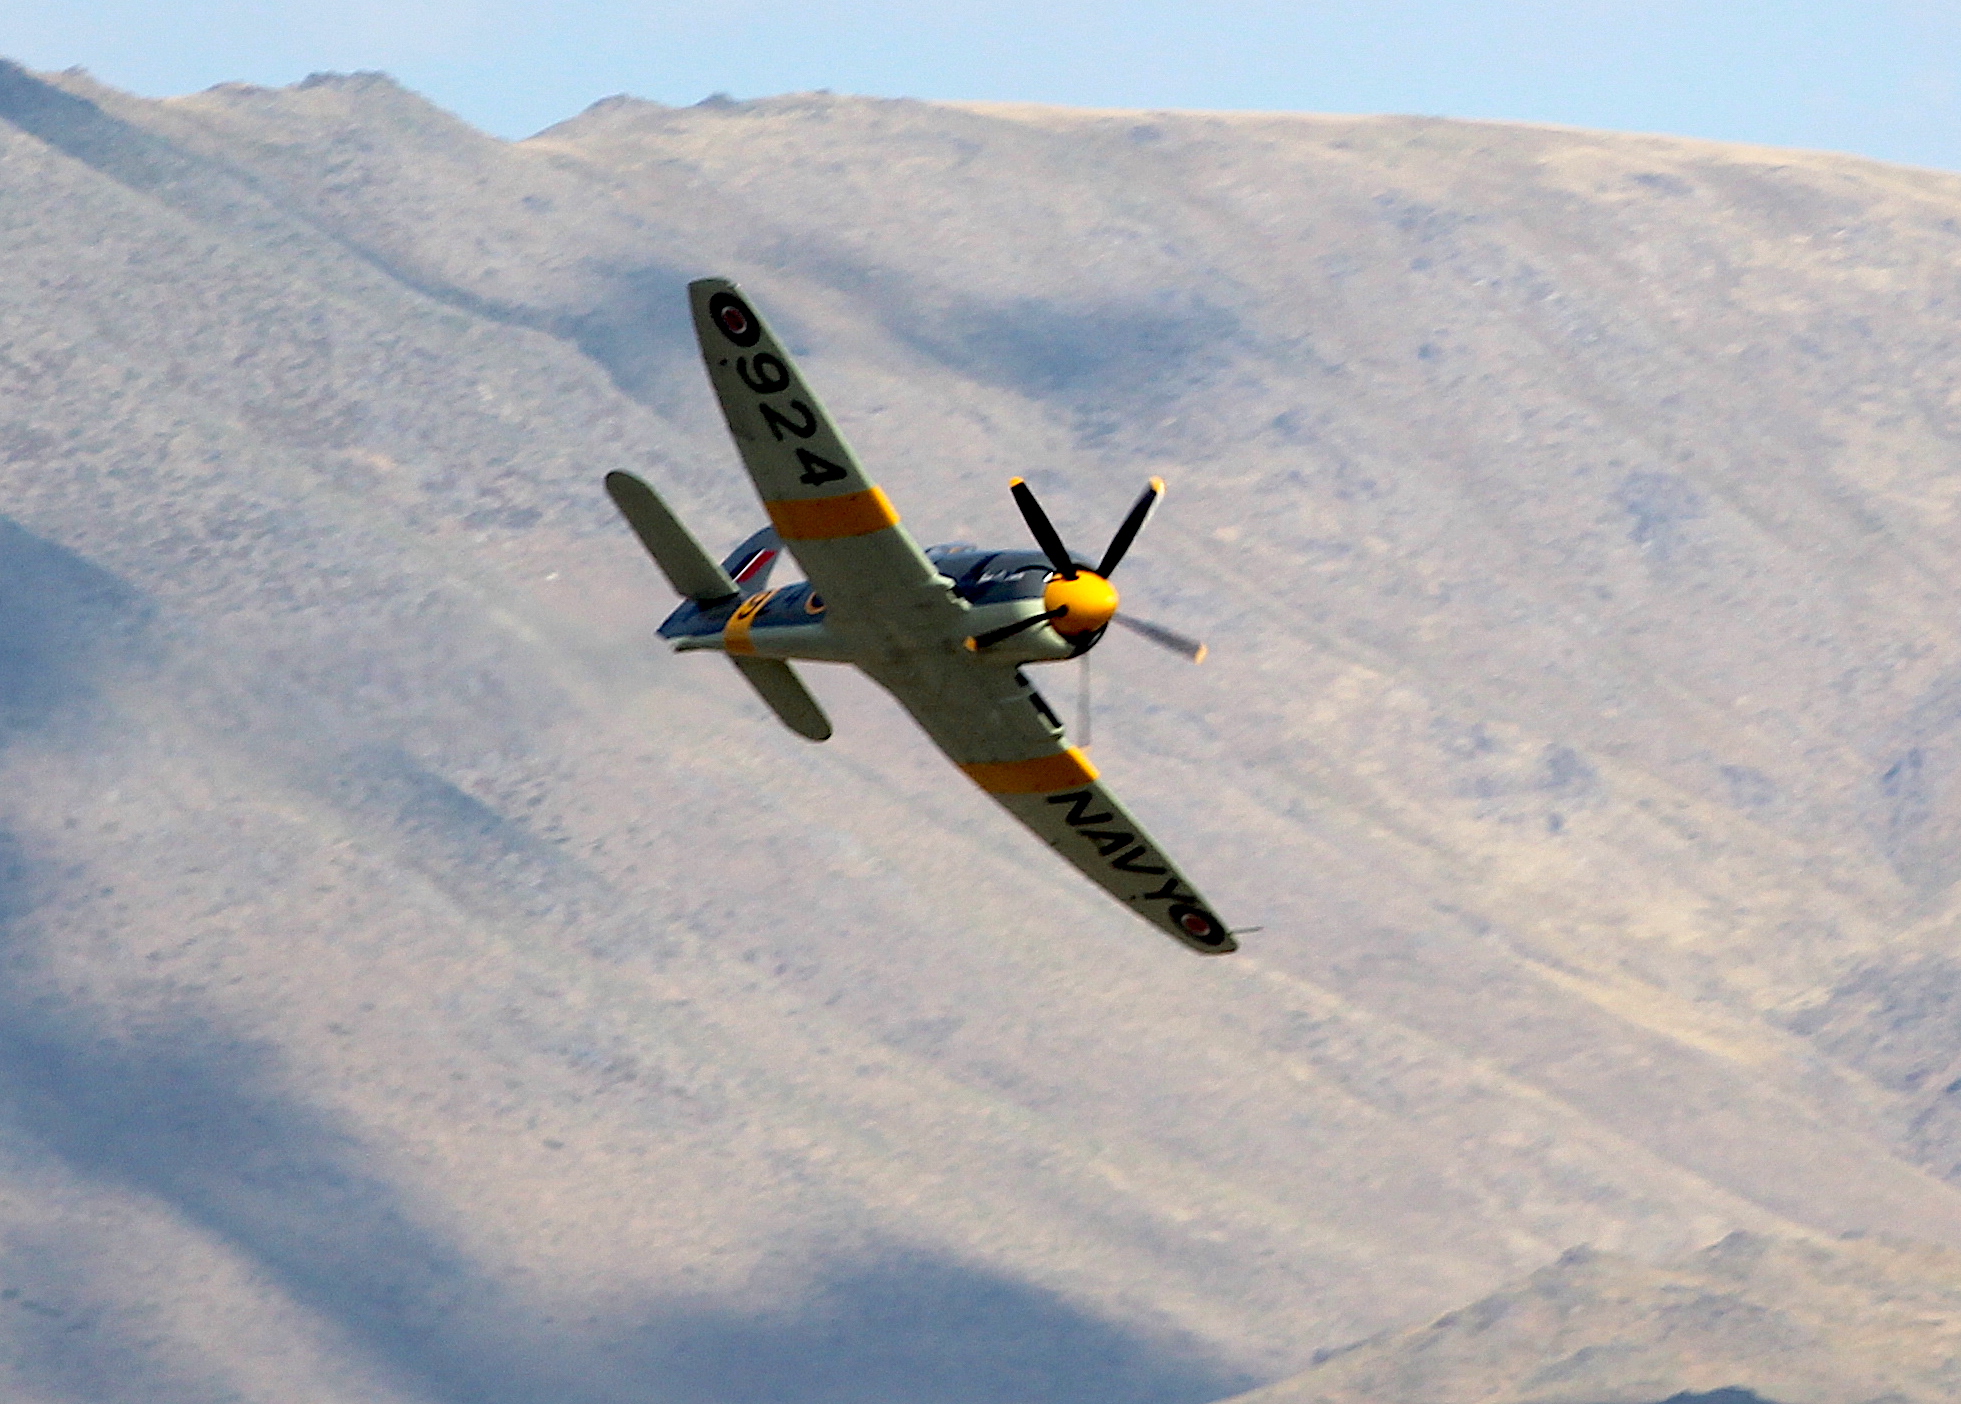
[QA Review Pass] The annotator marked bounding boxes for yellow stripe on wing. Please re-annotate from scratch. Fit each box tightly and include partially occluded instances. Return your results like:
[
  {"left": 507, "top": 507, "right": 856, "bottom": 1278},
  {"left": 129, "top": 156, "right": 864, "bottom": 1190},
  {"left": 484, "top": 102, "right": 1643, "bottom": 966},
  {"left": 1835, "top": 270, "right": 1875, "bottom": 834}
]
[
  {"left": 765, "top": 486, "right": 901, "bottom": 541},
  {"left": 959, "top": 748, "right": 1100, "bottom": 794}
]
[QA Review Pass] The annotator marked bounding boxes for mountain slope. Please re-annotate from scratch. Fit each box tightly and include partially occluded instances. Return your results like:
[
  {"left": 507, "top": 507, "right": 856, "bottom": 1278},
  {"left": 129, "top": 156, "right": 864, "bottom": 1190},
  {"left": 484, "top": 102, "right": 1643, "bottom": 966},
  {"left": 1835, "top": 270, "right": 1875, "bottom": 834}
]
[
  {"left": 1231, "top": 1232, "right": 1961, "bottom": 1404},
  {"left": 4, "top": 59, "right": 1961, "bottom": 1401}
]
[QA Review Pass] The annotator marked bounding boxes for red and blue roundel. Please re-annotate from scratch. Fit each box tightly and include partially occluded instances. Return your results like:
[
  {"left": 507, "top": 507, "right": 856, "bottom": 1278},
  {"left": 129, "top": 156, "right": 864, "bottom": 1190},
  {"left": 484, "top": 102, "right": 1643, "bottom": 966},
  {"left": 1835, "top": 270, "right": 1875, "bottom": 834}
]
[
  {"left": 708, "top": 291, "right": 762, "bottom": 348},
  {"left": 1170, "top": 903, "right": 1229, "bottom": 948}
]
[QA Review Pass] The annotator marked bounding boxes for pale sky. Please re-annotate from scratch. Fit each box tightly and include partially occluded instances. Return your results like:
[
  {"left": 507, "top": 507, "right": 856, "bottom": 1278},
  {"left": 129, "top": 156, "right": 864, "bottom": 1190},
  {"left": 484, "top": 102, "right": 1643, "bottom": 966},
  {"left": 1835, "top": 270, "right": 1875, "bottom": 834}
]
[{"left": 5, "top": 1, "right": 1961, "bottom": 169}]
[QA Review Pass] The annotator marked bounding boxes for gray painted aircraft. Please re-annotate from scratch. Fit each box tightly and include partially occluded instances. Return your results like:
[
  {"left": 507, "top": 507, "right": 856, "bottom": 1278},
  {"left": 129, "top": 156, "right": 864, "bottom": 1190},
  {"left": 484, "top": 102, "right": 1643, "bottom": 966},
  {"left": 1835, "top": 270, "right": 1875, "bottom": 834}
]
[{"left": 604, "top": 278, "right": 1236, "bottom": 954}]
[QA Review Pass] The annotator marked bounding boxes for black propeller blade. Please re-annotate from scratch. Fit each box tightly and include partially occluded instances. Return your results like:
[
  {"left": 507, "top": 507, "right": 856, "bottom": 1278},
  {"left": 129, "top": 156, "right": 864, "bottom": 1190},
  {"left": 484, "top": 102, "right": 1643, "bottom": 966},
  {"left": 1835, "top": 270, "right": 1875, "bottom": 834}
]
[
  {"left": 1077, "top": 653, "right": 1093, "bottom": 748},
  {"left": 991, "top": 474, "right": 1204, "bottom": 663},
  {"left": 1009, "top": 478, "right": 1078, "bottom": 579},
  {"left": 1110, "top": 611, "right": 1207, "bottom": 663},
  {"left": 968, "top": 607, "right": 1067, "bottom": 651},
  {"left": 1096, "top": 477, "right": 1163, "bottom": 578}
]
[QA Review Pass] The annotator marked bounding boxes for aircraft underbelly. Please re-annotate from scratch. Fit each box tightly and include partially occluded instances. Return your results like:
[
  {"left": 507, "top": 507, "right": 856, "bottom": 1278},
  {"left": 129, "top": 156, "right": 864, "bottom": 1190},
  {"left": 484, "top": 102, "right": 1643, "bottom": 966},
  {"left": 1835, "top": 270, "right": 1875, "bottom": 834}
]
[
  {"left": 784, "top": 539, "right": 962, "bottom": 647},
  {"left": 860, "top": 653, "right": 1062, "bottom": 768},
  {"left": 727, "top": 622, "right": 855, "bottom": 663}
]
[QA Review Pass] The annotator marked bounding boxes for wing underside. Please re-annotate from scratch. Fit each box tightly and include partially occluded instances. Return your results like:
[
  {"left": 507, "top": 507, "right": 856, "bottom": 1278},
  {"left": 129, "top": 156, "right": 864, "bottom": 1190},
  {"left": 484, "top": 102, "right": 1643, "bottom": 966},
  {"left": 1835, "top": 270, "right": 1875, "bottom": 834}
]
[
  {"left": 864, "top": 654, "right": 1235, "bottom": 955},
  {"left": 988, "top": 779, "right": 1236, "bottom": 955},
  {"left": 687, "top": 278, "right": 962, "bottom": 651}
]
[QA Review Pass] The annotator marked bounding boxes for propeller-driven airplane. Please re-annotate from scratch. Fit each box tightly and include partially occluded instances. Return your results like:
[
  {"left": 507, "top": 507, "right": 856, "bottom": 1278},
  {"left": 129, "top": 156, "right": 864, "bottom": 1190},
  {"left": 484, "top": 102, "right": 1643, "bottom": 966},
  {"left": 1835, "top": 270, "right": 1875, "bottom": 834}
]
[{"left": 604, "top": 279, "right": 1237, "bottom": 954}]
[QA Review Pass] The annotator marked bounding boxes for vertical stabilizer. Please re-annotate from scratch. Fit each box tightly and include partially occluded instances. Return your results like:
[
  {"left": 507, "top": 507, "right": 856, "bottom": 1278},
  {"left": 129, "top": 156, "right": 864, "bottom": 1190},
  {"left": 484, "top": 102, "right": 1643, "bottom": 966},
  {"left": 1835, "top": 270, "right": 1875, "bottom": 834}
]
[{"left": 719, "top": 525, "right": 784, "bottom": 597}]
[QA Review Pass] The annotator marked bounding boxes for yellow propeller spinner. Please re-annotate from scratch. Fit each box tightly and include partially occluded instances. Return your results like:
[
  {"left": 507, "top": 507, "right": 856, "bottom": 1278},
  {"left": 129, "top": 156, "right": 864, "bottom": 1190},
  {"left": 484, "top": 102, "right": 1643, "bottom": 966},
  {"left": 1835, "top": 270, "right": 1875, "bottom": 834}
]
[
  {"left": 1043, "top": 568, "right": 1120, "bottom": 636},
  {"left": 962, "top": 474, "right": 1205, "bottom": 662}
]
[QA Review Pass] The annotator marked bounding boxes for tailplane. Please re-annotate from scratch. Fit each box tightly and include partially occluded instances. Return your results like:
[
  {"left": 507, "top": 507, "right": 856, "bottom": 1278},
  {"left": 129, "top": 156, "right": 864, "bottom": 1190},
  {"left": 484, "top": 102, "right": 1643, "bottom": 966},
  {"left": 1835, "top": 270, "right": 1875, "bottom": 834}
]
[
  {"left": 604, "top": 471, "right": 738, "bottom": 603},
  {"left": 604, "top": 471, "right": 832, "bottom": 743},
  {"left": 729, "top": 657, "right": 832, "bottom": 741}
]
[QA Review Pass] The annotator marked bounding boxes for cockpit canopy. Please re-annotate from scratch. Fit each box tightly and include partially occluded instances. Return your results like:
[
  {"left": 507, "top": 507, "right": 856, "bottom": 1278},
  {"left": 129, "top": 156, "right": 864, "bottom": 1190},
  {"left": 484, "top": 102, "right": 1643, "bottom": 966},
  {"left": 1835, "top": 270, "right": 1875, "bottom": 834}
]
[{"left": 926, "top": 544, "right": 1090, "bottom": 606}]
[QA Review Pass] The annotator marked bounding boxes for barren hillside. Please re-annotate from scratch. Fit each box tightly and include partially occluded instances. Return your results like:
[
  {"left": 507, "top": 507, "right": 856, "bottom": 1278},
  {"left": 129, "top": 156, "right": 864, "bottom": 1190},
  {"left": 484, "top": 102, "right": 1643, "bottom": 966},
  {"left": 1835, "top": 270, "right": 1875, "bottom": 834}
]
[
  {"left": 4, "top": 58, "right": 1961, "bottom": 1402},
  {"left": 1235, "top": 1232, "right": 1961, "bottom": 1404}
]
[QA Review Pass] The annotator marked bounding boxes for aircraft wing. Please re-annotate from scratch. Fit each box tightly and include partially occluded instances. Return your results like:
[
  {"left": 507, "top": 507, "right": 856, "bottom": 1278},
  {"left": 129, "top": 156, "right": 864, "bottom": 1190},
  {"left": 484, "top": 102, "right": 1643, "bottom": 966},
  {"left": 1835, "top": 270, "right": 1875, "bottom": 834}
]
[
  {"left": 865, "top": 654, "right": 1237, "bottom": 955},
  {"left": 689, "top": 278, "right": 964, "bottom": 650}
]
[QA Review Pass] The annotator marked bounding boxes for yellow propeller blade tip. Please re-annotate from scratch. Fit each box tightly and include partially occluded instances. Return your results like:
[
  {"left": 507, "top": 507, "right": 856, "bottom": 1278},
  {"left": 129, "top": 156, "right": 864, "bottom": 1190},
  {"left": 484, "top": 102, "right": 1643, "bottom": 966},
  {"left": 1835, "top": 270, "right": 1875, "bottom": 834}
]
[
  {"left": 963, "top": 637, "right": 979, "bottom": 652},
  {"left": 1193, "top": 644, "right": 1209, "bottom": 664},
  {"left": 1009, "top": 476, "right": 1026, "bottom": 487},
  {"left": 1149, "top": 476, "right": 1166, "bottom": 492}
]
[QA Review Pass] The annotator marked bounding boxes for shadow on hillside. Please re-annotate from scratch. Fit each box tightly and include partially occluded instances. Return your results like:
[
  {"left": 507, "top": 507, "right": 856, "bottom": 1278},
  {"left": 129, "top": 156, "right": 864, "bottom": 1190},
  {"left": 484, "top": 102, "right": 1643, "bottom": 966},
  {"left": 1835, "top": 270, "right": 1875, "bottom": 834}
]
[
  {"left": 888, "top": 289, "right": 1239, "bottom": 430},
  {"left": 0, "top": 62, "right": 701, "bottom": 423},
  {"left": 625, "top": 1251, "right": 1251, "bottom": 1404},
  {"left": 0, "top": 60, "right": 202, "bottom": 200},
  {"left": 0, "top": 841, "right": 1244, "bottom": 1404},
  {"left": 0, "top": 516, "right": 151, "bottom": 744}
]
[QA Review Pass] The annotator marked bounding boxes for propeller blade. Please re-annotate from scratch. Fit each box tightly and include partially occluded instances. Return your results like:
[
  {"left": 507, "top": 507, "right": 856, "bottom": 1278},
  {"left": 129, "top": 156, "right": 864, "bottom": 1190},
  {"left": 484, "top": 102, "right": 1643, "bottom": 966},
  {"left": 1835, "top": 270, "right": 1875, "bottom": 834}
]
[
  {"left": 1097, "top": 477, "right": 1164, "bottom": 578},
  {"left": 1077, "top": 652, "right": 1092, "bottom": 749},
  {"left": 1010, "top": 478, "right": 1078, "bottom": 579},
  {"left": 1111, "top": 611, "right": 1207, "bottom": 663},
  {"left": 968, "top": 607, "right": 1066, "bottom": 651}
]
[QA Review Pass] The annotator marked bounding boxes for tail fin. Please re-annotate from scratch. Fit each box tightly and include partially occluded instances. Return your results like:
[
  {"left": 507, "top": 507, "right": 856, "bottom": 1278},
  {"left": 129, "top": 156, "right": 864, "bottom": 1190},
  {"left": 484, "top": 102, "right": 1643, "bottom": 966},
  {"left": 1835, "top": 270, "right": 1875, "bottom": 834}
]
[
  {"left": 719, "top": 526, "right": 784, "bottom": 597},
  {"left": 604, "top": 471, "right": 737, "bottom": 603}
]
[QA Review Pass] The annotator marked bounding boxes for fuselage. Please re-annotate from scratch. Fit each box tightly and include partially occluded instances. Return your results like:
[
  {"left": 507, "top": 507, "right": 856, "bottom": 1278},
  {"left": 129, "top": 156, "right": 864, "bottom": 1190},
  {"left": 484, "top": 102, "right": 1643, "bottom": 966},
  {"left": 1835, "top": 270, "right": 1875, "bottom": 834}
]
[{"left": 661, "top": 544, "right": 1101, "bottom": 666}]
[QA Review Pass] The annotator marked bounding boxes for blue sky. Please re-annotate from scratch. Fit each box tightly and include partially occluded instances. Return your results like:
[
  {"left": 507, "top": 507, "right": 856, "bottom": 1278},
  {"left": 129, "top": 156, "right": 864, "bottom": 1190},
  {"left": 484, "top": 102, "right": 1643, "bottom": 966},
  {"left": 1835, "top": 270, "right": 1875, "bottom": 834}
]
[{"left": 6, "top": 1, "right": 1961, "bottom": 168}]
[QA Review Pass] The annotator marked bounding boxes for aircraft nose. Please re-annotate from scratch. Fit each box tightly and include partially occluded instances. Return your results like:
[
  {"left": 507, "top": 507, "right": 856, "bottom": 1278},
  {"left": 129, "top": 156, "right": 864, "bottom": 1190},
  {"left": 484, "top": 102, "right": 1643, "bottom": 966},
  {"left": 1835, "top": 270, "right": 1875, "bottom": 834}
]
[{"left": 1044, "top": 571, "right": 1119, "bottom": 635}]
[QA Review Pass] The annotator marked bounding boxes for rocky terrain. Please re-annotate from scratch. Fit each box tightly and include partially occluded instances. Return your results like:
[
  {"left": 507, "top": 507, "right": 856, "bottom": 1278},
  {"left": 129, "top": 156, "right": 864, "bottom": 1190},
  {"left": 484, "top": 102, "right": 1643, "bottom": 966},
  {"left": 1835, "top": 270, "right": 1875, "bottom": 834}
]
[
  {"left": 4, "top": 57, "right": 1961, "bottom": 1402},
  {"left": 1238, "top": 1232, "right": 1960, "bottom": 1404}
]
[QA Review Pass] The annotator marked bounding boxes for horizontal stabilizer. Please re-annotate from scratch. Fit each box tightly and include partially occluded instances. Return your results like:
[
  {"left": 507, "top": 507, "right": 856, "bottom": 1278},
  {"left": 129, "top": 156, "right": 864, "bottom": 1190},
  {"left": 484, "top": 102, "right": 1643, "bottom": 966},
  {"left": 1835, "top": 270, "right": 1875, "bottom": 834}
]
[
  {"left": 729, "top": 656, "right": 833, "bottom": 741},
  {"left": 605, "top": 471, "right": 738, "bottom": 603}
]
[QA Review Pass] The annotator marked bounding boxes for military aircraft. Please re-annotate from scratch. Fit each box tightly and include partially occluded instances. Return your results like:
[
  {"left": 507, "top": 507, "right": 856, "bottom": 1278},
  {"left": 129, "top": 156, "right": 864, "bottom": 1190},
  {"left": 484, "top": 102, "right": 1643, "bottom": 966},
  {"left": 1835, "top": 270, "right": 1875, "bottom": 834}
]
[{"left": 603, "top": 278, "right": 1237, "bottom": 954}]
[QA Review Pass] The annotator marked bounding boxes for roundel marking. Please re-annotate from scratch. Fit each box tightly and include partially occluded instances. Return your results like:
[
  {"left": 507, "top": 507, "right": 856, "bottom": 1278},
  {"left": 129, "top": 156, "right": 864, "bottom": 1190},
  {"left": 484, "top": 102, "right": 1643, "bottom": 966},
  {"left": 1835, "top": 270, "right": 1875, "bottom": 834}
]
[
  {"left": 1170, "top": 904, "right": 1228, "bottom": 947},
  {"left": 708, "top": 291, "right": 762, "bottom": 348}
]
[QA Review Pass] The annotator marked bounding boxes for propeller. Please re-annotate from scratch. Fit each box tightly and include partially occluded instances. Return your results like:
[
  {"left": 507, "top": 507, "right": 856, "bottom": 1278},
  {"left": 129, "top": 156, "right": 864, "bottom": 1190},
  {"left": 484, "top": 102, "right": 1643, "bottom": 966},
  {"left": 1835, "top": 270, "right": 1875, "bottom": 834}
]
[
  {"left": 967, "top": 607, "right": 1067, "bottom": 651},
  {"left": 967, "top": 476, "right": 1206, "bottom": 665},
  {"left": 1078, "top": 651, "right": 1093, "bottom": 749},
  {"left": 1010, "top": 477, "right": 1080, "bottom": 580},
  {"left": 1110, "top": 611, "right": 1208, "bottom": 663},
  {"left": 1096, "top": 478, "right": 1162, "bottom": 577}
]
